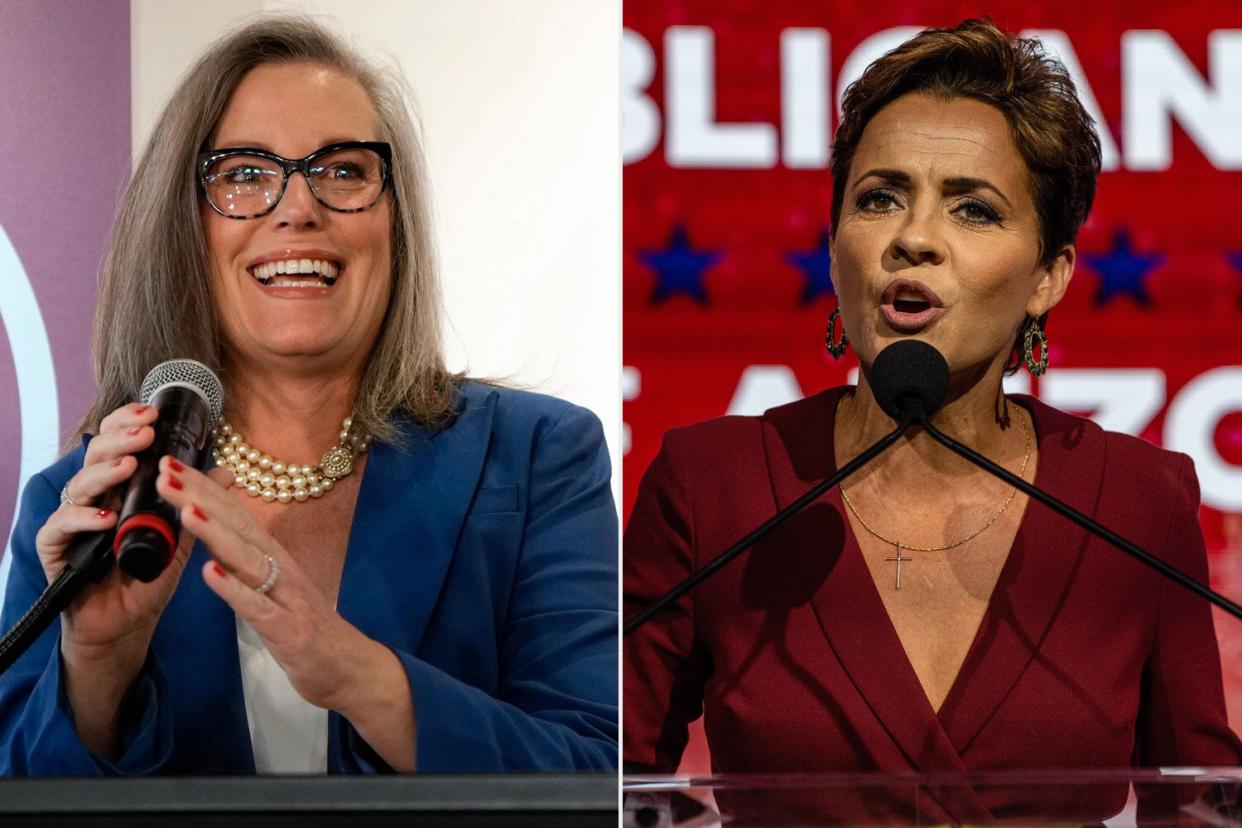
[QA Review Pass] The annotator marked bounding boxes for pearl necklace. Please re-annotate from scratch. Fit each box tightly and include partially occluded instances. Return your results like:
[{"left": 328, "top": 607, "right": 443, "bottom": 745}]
[{"left": 211, "top": 415, "right": 371, "bottom": 504}]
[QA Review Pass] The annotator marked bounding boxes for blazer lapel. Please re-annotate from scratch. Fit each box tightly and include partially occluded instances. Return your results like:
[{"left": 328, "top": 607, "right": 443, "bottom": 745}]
[
  {"left": 760, "top": 388, "right": 969, "bottom": 772},
  {"left": 937, "top": 395, "right": 1106, "bottom": 755},
  {"left": 337, "top": 386, "right": 498, "bottom": 655}
]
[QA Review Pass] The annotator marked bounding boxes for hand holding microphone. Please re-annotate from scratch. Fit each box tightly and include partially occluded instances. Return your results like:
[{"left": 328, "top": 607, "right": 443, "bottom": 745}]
[
  {"left": 35, "top": 402, "right": 158, "bottom": 591},
  {"left": 9, "top": 360, "right": 222, "bottom": 671},
  {"left": 3, "top": 360, "right": 224, "bottom": 754}
]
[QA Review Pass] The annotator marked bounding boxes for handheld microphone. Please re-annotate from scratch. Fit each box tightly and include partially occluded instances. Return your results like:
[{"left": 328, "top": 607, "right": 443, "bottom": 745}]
[
  {"left": 113, "top": 360, "right": 224, "bottom": 582},
  {"left": 0, "top": 359, "right": 224, "bottom": 675}
]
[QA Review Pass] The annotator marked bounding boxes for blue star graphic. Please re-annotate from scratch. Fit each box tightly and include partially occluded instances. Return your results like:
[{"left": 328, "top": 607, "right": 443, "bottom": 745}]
[
  {"left": 1228, "top": 252, "right": 1242, "bottom": 307},
  {"left": 1082, "top": 228, "right": 1163, "bottom": 308},
  {"left": 788, "top": 228, "right": 834, "bottom": 305},
  {"left": 638, "top": 226, "right": 720, "bottom": 305}
]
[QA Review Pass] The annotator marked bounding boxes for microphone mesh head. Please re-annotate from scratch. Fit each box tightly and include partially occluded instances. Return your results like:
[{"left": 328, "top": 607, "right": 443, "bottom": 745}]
[
  {"left": 871, "top": 340, "right": 950, "bottom": 420},
  {"left": 138, "top": 359, "right": 225, "bottom": 429}
]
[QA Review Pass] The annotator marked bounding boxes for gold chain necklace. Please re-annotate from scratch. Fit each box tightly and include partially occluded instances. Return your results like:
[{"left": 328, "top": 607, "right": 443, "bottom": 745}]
[{"left": 839, "top": 410, "right": 1031, "bottom": 589}]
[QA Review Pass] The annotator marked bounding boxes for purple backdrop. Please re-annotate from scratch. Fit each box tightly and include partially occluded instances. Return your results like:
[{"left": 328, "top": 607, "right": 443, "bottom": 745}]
[{"left": 0, "top": 1, "right": 130, "bottom": 571}]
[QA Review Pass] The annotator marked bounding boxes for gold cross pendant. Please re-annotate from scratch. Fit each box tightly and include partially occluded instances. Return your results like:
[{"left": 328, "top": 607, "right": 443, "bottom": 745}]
[{"left": 885, "top": 544, "right": 913, "bottom": 590}]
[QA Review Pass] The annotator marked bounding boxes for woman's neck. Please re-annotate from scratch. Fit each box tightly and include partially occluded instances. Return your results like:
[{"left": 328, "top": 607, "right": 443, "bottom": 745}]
[
  {"left": 220, "top": 362, "right": 359, "bottom": 465},
  {"left": 836, "top": 358, "right": 1028, "bottom": 491}
]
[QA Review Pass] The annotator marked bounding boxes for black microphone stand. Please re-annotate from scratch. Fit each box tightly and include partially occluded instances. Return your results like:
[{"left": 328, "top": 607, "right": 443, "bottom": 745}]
[
  {"left": 624, "top": 415, "right": 914, "bottom": 637},
  {"left": 0, "top": 529, "right": 116, "bottom": 675},
  {"left": 917, "top": 415, "right": 1242, "bottom": 622}
]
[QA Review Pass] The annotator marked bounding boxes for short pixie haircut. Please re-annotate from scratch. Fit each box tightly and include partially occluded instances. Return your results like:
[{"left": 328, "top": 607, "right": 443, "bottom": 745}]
[{"left": 830, "top": 18, "right": 1102, "bottom": 268}]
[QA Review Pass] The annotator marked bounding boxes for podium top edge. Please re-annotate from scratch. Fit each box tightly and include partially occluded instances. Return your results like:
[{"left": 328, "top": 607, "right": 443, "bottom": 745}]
[{"left": 0, "top": 773, "right": 618, "bottom": 814}]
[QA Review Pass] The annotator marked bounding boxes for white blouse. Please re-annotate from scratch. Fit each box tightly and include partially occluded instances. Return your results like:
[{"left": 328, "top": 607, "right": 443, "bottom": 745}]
[{"left": 236, "top": 615, "right": 328, "bottom": 773}]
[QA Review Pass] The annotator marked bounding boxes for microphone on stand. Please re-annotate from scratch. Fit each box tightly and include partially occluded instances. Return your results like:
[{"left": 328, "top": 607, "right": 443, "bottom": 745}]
[
  {"left": 869, "top": 338, "right": 950, "bottom": 421},
  {"left": 891, "top": 340, "right": 1242, "bottom": 622},
  {"left": 624, "top": 342, "right": 946, "bottom": 637}
]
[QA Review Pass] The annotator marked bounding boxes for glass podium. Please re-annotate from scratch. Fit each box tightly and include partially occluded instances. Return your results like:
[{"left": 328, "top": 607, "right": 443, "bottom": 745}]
[{"left": 624, "top": 768, "right": 1242, "bottom": 827}]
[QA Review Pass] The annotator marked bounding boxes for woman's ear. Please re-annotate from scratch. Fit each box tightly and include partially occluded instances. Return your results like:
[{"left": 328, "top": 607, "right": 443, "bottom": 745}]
[{"left": 1027, "top": 244, "right": 1074, "bottom": 318}]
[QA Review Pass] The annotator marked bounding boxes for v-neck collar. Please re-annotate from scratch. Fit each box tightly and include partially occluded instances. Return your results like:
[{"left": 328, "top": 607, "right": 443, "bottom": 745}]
[
  {"left": 937, "top": 394, "right": 1106, "bottom": 753},
  {"left": 760, "top": 387, "right": 1107, "bottom": 773}
]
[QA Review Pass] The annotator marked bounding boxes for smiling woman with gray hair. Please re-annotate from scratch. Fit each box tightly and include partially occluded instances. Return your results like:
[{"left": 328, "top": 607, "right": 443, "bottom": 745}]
[{"left": 0, "top": 16, "right": 616, "bottom": 774}]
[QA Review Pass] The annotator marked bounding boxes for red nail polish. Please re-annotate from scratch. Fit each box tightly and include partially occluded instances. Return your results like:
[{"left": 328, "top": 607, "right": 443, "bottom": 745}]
[
  {"left": 135, "top": 406, "right": 148, "bottom": 414},
  {"left": 97, "top": 509, "right": 111, "bottom": 518},
  {"left": 212, "top": 562, "right": 225, "bottom": 577},
  {"left": 167, "top": 475, "right": 183, "bottom": 490},
  {"left": 168, "top": 458, "right": 185, "bottom": 472},
  {"left": 191, "top": 504, "right": 208, "bottom": 522}
]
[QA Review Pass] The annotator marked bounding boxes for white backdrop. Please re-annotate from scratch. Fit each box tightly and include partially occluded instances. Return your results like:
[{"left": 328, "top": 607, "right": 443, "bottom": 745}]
[{"left": 131, "top": 0, "right": 622, "bottom": 498}]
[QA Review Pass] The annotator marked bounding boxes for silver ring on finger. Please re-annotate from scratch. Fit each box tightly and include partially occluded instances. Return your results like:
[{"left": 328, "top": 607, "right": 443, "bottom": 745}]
[
  {"left": 59, "top": 485, "right": 82, "bottom": 508},
  {"left": 254, "top": 554, "right": 279, "bottom": 595}
]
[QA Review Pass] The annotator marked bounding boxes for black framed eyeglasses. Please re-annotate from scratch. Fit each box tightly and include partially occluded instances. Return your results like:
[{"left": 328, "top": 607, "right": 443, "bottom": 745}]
[{"left": 197, "top": 141, "right": 392, "bottom": 219}]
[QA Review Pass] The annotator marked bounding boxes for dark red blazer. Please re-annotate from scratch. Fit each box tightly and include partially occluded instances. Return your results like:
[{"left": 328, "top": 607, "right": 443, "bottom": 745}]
[{"left": 624, "top": 387, "right": 1241, "bottom": 823}]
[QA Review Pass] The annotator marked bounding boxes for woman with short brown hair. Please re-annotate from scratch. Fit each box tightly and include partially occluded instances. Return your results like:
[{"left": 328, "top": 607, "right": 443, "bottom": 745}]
[{"left": 625, "top": 18, "right": 1237, "bottom": 823}]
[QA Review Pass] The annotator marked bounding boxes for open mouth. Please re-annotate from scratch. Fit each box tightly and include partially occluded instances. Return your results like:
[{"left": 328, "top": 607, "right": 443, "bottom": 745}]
[
  {"left": 248, "top": 257, "right": 341, "bottom": 287},
  {"left": 881, "top": 279, "right": 943, "bottom": 310},
  {"left": 893, "top": 296, "right": 932, "bottom": 314},
  {"left": 879, "top": 278, "right": 945, "bottom": 332}
]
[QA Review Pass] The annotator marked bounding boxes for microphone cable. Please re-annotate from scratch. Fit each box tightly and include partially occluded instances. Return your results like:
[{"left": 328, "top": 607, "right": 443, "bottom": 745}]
[{"left": 0, "top": 529, "right": 115, "bottom": 676}]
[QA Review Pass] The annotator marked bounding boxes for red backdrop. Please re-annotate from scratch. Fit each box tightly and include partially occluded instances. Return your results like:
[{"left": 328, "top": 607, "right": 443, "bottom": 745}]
[{"left": 623, "top": 0, "right": 1242, "bottom": 773}]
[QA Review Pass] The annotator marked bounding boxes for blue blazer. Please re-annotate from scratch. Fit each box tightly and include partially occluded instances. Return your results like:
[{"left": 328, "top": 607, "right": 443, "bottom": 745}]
[{"left": 0, "top": 383, "right": 618, "bottom": 774}]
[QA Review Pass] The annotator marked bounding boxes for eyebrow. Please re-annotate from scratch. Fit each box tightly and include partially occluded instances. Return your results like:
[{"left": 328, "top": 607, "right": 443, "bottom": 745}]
[
  {"left": 854, "top": 168, "right": 1014, "bottom": 210},
  {"left": 211, "top": 138, "right": 366, "bottom": 153}
]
